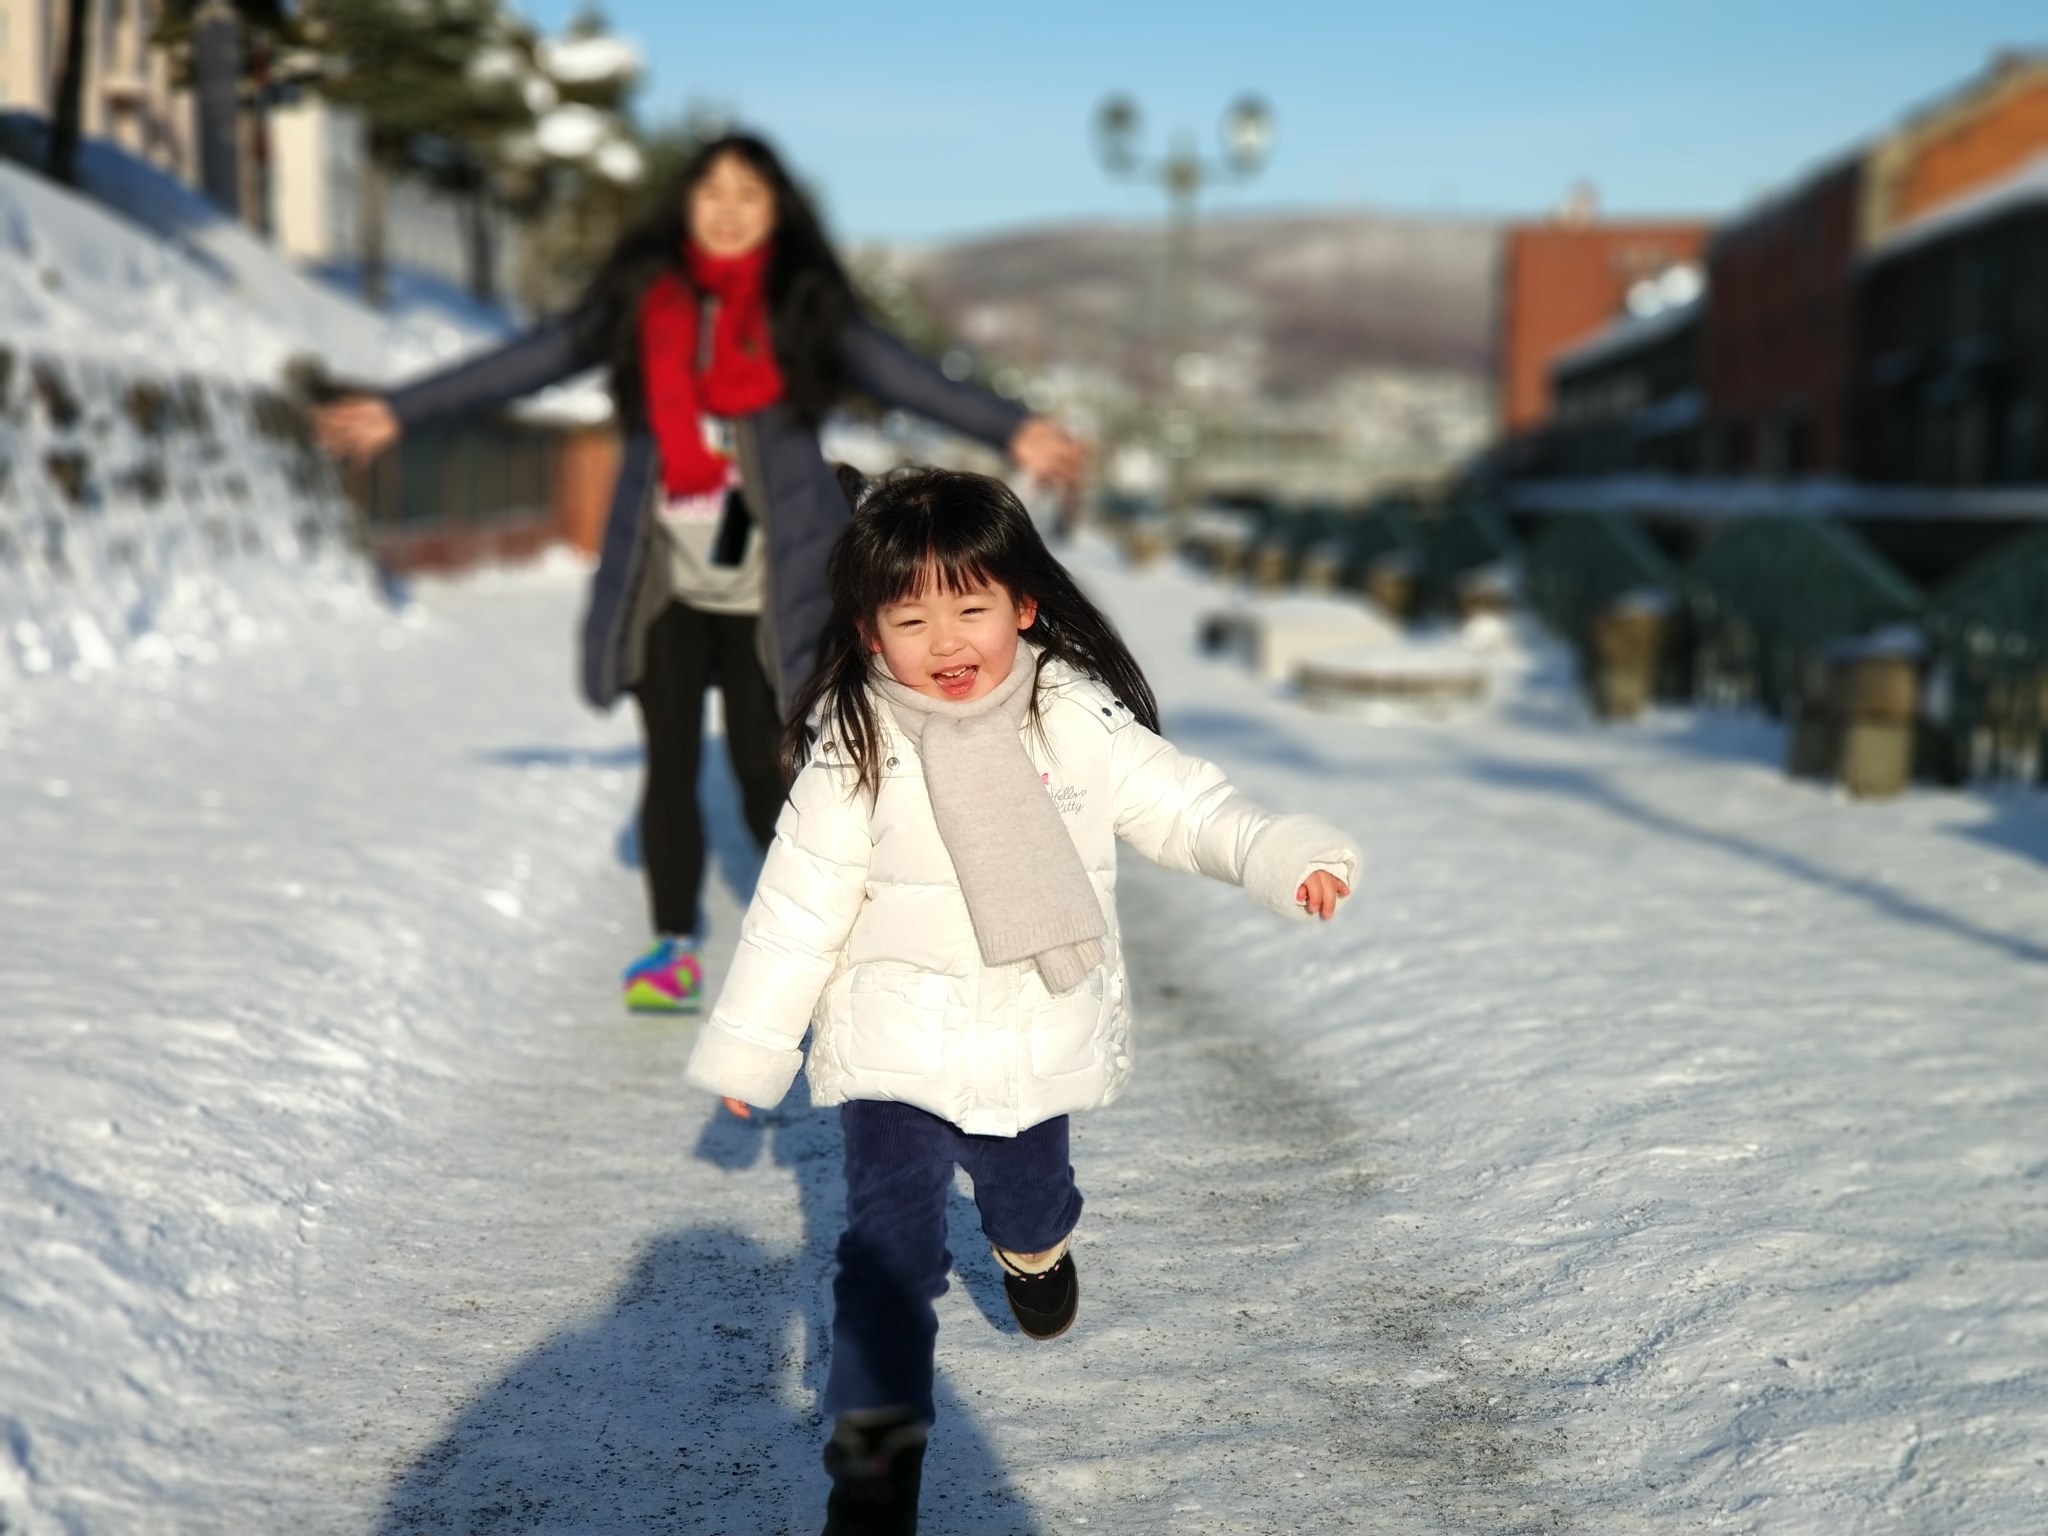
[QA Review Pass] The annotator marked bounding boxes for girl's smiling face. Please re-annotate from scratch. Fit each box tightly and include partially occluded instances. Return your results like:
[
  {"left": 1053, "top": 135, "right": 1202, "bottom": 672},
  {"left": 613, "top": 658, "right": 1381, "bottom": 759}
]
[{"left": 871, "top": 577, "right": 1039, "bottom": 703}]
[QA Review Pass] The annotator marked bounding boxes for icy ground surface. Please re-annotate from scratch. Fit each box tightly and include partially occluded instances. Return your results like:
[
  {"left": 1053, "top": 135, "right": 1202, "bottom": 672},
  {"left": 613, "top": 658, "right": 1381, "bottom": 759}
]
[{"left": 2, "top": 544, "right": 2046, "bottom": 1534}]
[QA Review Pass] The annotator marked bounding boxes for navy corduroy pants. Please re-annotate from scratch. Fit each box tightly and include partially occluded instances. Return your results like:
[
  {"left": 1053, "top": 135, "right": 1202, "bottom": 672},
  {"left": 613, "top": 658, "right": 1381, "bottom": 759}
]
[{"left": 824, "top": 1099, "right": 1084, "bottom": 1425}]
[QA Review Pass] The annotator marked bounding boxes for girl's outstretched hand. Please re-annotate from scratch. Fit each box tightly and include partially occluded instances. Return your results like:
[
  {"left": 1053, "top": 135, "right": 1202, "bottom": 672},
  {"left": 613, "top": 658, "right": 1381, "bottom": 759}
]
[
  {"left": 1008, "top": 417, "right": 1089, "bottom": 491},
  {"left": 1297, "top": 870, "right": 1351, "bottom": 920},
  {"left": 722, "top": 1096, "right": 753, "bottom": 1120}
]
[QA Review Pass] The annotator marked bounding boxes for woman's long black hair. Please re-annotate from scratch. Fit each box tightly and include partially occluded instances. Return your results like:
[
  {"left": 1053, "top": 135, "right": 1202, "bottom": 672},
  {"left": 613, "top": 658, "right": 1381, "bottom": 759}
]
[
  {"left": 575, "top": 132, "right": 856, "bottom": 427},
  {"left": 785, "top": 468, "right": 1161, "bottom": 798}
]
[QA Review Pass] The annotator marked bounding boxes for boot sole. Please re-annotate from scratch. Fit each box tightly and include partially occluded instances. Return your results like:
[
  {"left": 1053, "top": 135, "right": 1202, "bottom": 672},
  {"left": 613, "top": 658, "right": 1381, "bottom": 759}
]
[{"left": 1009, "top": 1274, "right": 1079, "bottom": 1341}]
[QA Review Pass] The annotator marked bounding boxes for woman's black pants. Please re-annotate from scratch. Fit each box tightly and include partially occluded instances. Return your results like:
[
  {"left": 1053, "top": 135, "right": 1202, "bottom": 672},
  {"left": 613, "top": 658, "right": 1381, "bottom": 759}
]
[{"left": 631, "top": 598, "right": 784, "bottom": 937}]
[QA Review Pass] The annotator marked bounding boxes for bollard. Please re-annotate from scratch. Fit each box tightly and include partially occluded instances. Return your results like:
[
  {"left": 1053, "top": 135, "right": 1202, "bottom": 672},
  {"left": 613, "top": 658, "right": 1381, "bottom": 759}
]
[
  {"left": 1831, "top": 646, "right": 1920, "bottom": 798},
  {"left": 1252, "top": 542, "right": 1291, "bottom": 593},
  {"left": 1784, "top": 652, "right": 1838, "bottom": 781},
  {"left": 1299, "top": 545, "right": 1342, "bottom": 593},
  {"left": 1455, "top": 563, "right": 1517, "bottom": 622},
  {"left": 1363, "top": 552, "right": 1418, "bottom": 622},
  {"left": 1587, "top": 592, "right": 1670, "bottom": 721},
  {"left": 1122, "top": 522, "right": 1168, "bottom": 568}
]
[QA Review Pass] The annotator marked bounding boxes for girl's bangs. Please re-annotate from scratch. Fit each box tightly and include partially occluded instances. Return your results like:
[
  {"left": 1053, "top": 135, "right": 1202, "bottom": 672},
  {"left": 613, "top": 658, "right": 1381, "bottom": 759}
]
[{"left": 868, "top": 519, "right": 1005, "bottom": 608}]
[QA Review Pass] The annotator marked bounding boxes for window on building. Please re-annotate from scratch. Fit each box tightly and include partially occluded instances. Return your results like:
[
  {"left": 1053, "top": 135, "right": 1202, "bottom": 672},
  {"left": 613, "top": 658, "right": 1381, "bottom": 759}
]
[
  {"left": 1981, "top": 240, "right": 2015, "bottom": 339},
  {"left": 1995, "top": 388, "right": 2038, "bottom": 485},
  {"left": 1955, "top": 249, "right": 1985, "bottom": 336},
  {"left": 1709, "top": 419, "right": 1749, "bottom": 475},
  {"left": 1956, "top": 392, "right": 1991, "bottom": 486},
  {"left": 1780, "top": 408, "right": 1812, "bottom": 476}
]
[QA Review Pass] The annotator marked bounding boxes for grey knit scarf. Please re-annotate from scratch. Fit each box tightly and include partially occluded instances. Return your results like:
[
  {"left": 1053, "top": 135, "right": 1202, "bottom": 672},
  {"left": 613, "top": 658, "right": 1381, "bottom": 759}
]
[{"left": 871, "top": 645, "right": 1106, "bottom": 994}]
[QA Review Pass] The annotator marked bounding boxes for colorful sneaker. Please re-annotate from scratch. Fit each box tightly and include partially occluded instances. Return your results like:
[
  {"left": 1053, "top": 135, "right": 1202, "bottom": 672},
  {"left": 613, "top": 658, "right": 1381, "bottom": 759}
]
[{"left": 622, "top": 936, "right": 704, "bottom": 1013}]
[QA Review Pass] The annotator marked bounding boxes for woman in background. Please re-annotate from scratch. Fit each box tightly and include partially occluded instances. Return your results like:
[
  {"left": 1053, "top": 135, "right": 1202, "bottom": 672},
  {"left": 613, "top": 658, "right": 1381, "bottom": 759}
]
[{"left": 317, "top": 133, "right": 1084, "bottom": 1014}]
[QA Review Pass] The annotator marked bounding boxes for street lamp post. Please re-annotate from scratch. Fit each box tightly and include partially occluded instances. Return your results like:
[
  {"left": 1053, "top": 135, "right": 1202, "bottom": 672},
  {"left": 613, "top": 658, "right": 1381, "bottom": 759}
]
[{"left": 1093, "top": 93, "right": 1274, "bottom": 524}]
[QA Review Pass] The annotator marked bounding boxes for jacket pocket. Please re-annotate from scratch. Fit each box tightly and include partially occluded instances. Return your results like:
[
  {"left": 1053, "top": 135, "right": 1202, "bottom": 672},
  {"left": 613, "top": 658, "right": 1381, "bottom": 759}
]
[
  {"left": 1027, "top": 969, "right": 1107, "bottom": 1079},
  {"left": 844, "top": 964, "right": 949, "bottom": 1077}
]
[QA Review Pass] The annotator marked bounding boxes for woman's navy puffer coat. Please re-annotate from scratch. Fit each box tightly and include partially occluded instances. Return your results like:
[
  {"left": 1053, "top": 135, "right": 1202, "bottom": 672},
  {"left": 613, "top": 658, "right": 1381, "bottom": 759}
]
[{"left": 385, "top": 311, "right": 1027, "bottom": 711}]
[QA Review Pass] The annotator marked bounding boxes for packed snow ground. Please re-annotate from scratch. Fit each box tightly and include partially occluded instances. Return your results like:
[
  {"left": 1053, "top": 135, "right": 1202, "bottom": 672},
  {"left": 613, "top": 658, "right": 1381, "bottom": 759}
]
[{"left": 2, "top": 541, "right": 2045, "bottom": 1535}]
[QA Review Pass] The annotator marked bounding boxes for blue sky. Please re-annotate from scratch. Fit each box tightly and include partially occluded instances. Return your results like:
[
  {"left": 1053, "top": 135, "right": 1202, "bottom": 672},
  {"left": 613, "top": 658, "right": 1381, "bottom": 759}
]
[{"left": 527, "top": 1, "right": 2045, "bottom": 244}]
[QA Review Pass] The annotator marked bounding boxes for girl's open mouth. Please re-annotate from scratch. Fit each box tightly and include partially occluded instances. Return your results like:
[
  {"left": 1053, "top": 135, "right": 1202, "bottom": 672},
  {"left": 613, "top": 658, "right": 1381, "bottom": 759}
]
[{"left": 932, "top": 664, "right": 978, "bottom": 699}]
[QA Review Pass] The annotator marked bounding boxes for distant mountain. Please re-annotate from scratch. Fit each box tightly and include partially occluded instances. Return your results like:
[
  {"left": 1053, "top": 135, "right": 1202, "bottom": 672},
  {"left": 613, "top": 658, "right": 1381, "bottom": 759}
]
[{"left": 893, "top": 210, "right": 1501, "bottom": 400}]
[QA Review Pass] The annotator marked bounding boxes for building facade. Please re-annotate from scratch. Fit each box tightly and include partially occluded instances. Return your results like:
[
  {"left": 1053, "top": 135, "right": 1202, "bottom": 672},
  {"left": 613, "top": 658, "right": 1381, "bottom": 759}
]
[
  {"left": 1857, "top": 159, "right": 2048, "bottom": 487},
  {"left": 269, "top": 96, "right": 520, "bottom": 302},
  {"left": 1496, "top": 216, "right": 1711, "bottom": 437},
  {"left": 0, "top": 0, "right": 193, "bottom": 177},
  {"left": 1513, "top": 49, "right": 2048, "bottom": 498},
  {"left": 1864, "top": 52, "right": 2048, "bottom": 242},
  {"left": 1700, "top": 158, "right": 1862, "bottom": 476},
  {"left": 1549, "top": 301, "right": 1705, "bottom": 478}
]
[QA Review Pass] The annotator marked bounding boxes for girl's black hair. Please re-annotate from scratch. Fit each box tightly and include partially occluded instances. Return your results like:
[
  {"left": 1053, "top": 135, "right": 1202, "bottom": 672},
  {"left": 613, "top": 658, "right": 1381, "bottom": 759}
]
[
  {"left": 575, "top": 132, "right": 856, "bottom": 427},
  {"left": 785, "top": 468, "right": 1161, "bottom": 797}
]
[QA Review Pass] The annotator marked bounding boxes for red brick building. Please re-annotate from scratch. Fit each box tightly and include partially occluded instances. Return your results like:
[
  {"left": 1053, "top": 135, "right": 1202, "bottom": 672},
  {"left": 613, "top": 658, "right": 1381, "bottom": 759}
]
[
  {"left": 1865, "top": 52, "right": 2048, "bottom": 241},
  {"left": 1512, "top": 51, "right": 2048, "bottom": 495},
  {"left": 1700, "top": 157, "right": 1863, "bottom": 476},
  {"left": 1497, "top": 218, "right": 1711, "bottom": 436},
  {"left": 1698, "top": 53, "right": 2048, "bottom": 480}
]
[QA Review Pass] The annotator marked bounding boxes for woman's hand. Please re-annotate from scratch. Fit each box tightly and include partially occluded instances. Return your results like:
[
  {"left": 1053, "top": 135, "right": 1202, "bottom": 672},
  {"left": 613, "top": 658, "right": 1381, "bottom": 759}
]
[
  {"left": 1008, "top": 417, "right": 1089, "bottom": 491},
  {"left": 722, "top": 1096, "right": 753, "bottom": 1120},
  {"left": 1296, "top": 870, "right": 1351, "bottom": 920},
  {"left": 312, "top": 395, "right": 401, "bottom": 462}
]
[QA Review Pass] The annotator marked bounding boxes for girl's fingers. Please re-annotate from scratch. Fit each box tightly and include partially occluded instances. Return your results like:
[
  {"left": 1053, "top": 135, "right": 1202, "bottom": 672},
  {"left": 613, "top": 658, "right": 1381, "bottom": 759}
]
[
  {"left": 1298, "top": 872, "right": 1349, "bottom": 918},
  {"left": 722, "top": 1096, "right": 753, "bottom": 1119}
]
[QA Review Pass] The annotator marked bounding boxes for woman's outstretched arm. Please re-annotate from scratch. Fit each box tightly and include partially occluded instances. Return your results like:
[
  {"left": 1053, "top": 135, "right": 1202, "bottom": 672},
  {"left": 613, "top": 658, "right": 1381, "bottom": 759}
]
[
  {"left": 838, "top": 317, "right": 1087, "bottom": 488},
  {"left": 314, "top": 312, "right": 599, "bottom": 459}
]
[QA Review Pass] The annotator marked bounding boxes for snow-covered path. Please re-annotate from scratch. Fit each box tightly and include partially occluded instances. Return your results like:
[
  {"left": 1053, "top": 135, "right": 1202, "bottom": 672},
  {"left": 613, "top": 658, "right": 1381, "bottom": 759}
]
[{"left": 3, "top": 550, "right": 2045, "bottom": 1535}]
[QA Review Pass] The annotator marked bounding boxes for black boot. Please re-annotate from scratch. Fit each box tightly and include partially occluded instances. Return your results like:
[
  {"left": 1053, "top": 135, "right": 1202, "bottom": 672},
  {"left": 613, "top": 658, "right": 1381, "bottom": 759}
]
[
  {"left": 996, "top": 1244, "right": 1080, "bottom": 1340},
  {"left": 821, "top": 1410, "right": 927, "bottom": 1536}
]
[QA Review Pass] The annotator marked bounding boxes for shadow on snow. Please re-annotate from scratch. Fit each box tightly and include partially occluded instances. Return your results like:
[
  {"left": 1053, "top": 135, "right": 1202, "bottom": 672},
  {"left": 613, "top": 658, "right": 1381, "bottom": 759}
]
[{"left": 377, "top": 1079, "right": 1040, "bottom": 1535}]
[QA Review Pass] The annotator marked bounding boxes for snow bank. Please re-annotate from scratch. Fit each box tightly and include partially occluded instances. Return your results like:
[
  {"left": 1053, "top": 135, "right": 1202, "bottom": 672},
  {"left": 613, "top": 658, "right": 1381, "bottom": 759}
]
[
  {"left": 1201, "top": 591, "right": 1405, "bottom": 681},
  {"left": 0, "top": 130, "right": 537, "bottom": 692},
  {"left": 0, "top": 116, "right": 513, "bottom": 386}
]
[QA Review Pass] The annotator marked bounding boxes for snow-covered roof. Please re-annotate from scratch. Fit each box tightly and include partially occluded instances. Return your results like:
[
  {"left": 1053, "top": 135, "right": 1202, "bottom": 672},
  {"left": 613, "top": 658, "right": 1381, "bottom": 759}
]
[
  {"left": 1864, "top": 151, "right": 2048, "bottom": 268},
  {"left": 1551, "top": 296, "right": 1704, "bottom": 380}
]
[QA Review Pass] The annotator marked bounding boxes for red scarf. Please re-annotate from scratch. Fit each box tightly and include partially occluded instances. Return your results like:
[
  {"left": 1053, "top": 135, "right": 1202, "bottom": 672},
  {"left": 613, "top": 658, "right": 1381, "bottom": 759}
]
[{"left": 638, "top": 242, "right": 786, "bottom": 497}]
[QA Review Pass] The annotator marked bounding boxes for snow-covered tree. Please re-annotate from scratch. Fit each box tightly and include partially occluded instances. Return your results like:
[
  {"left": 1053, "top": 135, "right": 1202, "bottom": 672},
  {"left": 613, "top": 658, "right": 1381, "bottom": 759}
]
[{"left": 489, "top": 5, "right": 649, "bottom": 314}]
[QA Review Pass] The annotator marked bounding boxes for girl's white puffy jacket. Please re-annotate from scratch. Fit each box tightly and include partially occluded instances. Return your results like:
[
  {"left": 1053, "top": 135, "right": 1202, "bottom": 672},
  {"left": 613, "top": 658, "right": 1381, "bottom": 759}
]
[{"left": 685, "top": 659, "right": 1359, "bottom": 1137}]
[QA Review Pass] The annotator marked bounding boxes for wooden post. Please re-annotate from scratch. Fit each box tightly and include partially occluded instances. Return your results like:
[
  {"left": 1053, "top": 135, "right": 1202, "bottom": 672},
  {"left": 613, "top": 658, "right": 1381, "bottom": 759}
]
[{"left": 1832, "top": 649, "right": 1920, "bottom": 798}]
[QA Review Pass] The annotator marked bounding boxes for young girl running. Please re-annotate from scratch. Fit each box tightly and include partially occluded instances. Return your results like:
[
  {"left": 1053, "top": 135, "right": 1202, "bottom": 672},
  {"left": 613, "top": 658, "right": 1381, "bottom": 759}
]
[{"left": 685, "top": 469, "right": 1357, "bottom": 1534}]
